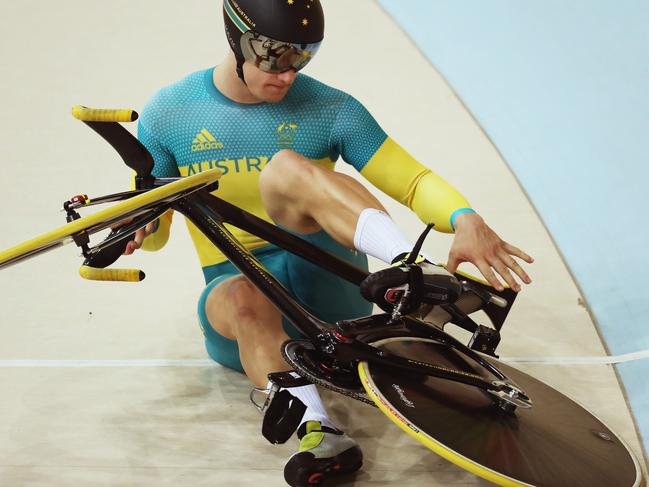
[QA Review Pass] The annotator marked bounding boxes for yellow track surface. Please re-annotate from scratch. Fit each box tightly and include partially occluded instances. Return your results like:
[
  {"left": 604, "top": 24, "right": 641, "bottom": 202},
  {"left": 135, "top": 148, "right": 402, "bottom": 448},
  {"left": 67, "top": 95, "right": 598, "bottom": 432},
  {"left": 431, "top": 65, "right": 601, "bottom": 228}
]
[{"left": 0, "top": 169, "right": 221, "bottom": 267}]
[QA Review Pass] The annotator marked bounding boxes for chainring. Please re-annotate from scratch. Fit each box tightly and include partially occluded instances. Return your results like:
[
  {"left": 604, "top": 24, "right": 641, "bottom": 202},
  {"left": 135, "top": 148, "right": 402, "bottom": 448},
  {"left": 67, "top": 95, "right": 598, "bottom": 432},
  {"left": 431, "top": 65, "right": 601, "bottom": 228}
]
[{"left": 281, "top": 340, "right": 376, "bottom": 407}]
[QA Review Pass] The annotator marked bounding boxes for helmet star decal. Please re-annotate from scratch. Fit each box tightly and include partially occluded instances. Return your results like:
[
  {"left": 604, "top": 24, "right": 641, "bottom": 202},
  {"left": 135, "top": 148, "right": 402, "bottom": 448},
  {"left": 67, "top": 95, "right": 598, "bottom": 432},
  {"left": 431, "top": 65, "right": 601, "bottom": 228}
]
[{"left": 302, "top": 18, "right": 309, "bottom": 26}]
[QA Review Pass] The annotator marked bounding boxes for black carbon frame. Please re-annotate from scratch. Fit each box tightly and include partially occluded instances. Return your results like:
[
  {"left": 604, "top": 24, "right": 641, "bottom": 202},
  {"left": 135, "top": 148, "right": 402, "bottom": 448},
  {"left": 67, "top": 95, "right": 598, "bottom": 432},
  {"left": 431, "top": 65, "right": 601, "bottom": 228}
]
[{"left": 172, "top": 189, "right": 513, "bottom": 393}]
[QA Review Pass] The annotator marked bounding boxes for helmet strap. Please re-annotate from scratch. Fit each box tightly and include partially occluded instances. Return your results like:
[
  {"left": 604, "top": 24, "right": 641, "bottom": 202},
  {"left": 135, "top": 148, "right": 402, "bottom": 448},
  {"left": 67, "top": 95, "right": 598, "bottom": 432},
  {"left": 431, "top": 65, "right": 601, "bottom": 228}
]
[{"left": 235, "top": 53, "right": 247, "bottom": 84}]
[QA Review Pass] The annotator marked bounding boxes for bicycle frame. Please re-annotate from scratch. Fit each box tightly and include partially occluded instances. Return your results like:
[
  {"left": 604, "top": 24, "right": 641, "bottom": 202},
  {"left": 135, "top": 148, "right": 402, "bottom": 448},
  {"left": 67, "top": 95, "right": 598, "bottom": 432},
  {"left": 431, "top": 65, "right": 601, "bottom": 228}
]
[{"left": 168, "top": 188, "right": 519, "bottom": 396}]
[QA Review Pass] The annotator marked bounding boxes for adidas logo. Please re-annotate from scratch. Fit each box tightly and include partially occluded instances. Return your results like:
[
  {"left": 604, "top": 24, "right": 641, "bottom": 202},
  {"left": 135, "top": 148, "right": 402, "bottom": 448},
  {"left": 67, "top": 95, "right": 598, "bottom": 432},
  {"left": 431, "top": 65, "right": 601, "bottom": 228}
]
[{"left": 192, "top": 129, "right": 224, "bottom": 152}]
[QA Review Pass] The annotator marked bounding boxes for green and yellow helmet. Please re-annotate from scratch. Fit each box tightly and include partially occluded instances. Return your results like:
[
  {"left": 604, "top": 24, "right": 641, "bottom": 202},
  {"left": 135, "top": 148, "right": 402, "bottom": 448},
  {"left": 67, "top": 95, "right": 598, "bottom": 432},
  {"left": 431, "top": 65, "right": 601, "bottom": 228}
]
[{"left": 223, "top": 0, "right": 325, "bottom": 81}]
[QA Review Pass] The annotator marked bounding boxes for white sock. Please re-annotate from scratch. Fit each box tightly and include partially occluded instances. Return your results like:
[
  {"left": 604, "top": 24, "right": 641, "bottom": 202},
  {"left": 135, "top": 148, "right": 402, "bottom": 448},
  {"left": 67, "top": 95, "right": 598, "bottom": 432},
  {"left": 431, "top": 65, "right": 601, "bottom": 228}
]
[
  {"left": 353, "top": 208, "right": 420, "bottom": 264},
  {"left": 267, "top": 381, "right": 335, "bottom": 429}
]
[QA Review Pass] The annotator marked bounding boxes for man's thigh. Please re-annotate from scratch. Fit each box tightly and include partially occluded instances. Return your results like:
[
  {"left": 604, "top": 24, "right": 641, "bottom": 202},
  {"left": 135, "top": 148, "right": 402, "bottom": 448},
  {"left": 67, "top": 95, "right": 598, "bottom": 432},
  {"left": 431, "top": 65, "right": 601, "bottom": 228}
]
[
  {"left": 197, "top": 247, "right": 304, "bottom": 372},
  {"left": 197, "top": 235, "right": 372, "bottom": 372},
  {"left": 285, "top": 230, "right": 373, "bottom": 323}
]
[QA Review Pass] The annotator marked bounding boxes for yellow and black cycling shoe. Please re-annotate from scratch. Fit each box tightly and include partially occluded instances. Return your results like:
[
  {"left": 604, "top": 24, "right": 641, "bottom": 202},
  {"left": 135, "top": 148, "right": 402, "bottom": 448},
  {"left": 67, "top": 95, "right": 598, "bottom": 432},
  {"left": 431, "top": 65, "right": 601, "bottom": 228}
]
[{"left": 284, "top": 421, "right": 363, "bottom": 486}]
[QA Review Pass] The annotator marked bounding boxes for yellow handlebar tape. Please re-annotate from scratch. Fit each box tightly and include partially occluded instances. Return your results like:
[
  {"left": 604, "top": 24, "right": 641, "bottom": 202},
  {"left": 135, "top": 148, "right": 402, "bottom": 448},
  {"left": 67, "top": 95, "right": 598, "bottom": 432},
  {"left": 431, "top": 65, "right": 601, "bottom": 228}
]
[
  {"left": 71, "top": 106, "right": 138, "bottom": 123},
  {"left": 79, "top": 265, "right": 145, "bottom": 282}
]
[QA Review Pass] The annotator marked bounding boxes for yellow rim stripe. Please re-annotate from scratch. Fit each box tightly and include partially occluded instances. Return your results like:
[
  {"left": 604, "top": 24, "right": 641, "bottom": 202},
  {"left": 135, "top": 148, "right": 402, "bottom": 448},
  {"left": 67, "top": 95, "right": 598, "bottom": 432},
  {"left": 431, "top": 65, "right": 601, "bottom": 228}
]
[
  {"left": 71, "top": 106, "right": 137, "bottom": 123},
  {"left": 357, "top": 362, "right": 532, "bottom": 486},
  {"left": 0, "top": 169, "right": 221, "bottom": 266}
]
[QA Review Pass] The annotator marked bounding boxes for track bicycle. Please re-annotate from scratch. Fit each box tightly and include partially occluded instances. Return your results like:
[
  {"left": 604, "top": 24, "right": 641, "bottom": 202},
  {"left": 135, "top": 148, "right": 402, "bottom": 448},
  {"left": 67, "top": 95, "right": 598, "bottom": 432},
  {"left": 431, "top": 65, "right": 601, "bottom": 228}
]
[{"left": 0, "top": 107, "right": 644, "bottom": 487}]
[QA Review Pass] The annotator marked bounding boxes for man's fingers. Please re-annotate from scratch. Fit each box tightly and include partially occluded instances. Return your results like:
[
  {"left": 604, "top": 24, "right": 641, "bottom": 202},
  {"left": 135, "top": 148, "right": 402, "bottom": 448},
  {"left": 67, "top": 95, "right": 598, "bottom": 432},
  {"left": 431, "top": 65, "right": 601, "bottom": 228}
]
[
  {"left": 491, "top": 260, "right": 521, "bottom": 292},
  {"left": 446, "top": 253, "right": 462, "bottom": 274},
  {"left": 475, "top": 260, "right": 505, "bottom": 291},
  {"left": 133, "top": 228, "right": 146, "bottom": 247},
  {"left": 121, "top": 226, "right": 151, "bottom": 256},
  {"left": 123, "top": 241, "right": 136, "bottom": 256},
  {"left": 504, "top": 243, "right": 534, "bottom": 264},
  {"left": 110, "top": 217, "right": 134, "bottom": 231},
  {"left": 500, "top": 252, "right": 532, "bottom": 284},
  {"left": 123, "top": 231, "right": 144, "bottom": 256}
]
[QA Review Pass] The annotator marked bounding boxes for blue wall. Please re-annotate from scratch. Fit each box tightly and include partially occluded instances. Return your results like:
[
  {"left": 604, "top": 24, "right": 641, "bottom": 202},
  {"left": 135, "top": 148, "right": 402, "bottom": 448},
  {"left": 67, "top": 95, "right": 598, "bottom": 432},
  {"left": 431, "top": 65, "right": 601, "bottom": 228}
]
[{"left": 379, "top": 0, "right": 649, "bottom": 457}]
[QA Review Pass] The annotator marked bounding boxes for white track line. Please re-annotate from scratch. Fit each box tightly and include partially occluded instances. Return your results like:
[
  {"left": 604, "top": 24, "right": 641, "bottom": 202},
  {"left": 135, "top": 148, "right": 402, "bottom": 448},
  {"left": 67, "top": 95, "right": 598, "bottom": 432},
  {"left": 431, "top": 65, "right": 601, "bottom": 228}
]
[
  {"left": 501, "top": 348, "right": 649, "bottom": 365},
  {"left": 0, "top": 359, "right": 217, "bottom": 367},
  {"left": 0, "top": 350, "right": 647, "bottom": 367}
]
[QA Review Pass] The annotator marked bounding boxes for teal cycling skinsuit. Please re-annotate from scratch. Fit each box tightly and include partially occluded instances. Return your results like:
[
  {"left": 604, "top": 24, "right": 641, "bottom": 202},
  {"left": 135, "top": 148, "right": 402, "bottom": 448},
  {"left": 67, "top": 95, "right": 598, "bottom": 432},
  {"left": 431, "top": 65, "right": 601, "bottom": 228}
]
[
  {"left": 137, "top": 67, "right": 472, "bottom": 372},
  {"left": 137, "top": 68, "right": 386, "bottom": 372}
]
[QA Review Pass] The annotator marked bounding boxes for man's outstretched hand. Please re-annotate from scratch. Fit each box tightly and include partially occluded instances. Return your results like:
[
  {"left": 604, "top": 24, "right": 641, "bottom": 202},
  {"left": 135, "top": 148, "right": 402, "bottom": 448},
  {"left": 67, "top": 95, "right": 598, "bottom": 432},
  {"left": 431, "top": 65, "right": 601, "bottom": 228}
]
[
  {"left": 447, "top": 212, "right": 533, "bottom": 292},
  {"left": 110, "top": 218, "right": 157, "bottom": 256}
]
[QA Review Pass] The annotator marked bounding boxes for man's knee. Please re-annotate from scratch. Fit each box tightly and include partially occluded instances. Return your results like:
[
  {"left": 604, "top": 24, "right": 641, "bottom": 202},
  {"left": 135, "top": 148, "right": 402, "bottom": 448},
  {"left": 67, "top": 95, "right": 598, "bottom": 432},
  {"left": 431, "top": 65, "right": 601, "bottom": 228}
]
[
  {"left": 260, "top": 150, "right": 322, "bottom": 231},
  {"left": 267, "top": 148, "right": 309, "bottom": 172},
  {"left": 206, "top": 275, "right": 278, "bottom": 338},
  {"left": 261, "top": 149, "right": 317, "bottom": 196},
  {"left": 224, "top": 276, "right": 269, "bottom": 319}
]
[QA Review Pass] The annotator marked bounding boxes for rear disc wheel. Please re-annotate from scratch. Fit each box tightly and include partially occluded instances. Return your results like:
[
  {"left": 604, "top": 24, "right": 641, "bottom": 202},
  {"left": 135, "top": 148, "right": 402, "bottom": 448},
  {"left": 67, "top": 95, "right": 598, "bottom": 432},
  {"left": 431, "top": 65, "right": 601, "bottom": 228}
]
[{"left": 358, "top": 336, "right": 643, "bottom": 487}]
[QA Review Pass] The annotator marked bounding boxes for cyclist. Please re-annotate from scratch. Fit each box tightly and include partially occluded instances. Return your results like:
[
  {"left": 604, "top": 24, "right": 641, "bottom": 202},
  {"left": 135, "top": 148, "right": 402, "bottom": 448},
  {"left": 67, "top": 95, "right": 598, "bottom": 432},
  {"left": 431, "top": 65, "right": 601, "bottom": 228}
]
[{"left": 126, "top": 1, "right": 533, "bottom": 485}]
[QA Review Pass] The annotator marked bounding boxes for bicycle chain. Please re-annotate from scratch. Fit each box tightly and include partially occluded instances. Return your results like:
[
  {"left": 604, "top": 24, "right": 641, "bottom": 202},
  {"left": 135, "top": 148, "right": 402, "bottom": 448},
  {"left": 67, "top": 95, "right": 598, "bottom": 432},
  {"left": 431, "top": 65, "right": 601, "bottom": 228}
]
[{"left": 280, "top": 345, "right": 377, "bottom": 407}]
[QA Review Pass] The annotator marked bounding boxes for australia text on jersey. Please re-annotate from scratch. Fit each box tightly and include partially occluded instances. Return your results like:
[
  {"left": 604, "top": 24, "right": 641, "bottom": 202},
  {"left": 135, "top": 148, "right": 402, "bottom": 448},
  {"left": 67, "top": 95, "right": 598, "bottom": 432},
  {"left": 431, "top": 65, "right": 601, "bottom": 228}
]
[{"left": 179, "top": 157, "right": 270, "bottom": 177}]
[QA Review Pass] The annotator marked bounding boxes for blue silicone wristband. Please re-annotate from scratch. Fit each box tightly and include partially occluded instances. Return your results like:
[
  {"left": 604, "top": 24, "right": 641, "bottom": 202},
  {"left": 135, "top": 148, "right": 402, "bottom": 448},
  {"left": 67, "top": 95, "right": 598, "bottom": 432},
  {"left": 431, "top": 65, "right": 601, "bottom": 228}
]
[{"left": 450, "top": 208, "right": 477, "bottom": 231}]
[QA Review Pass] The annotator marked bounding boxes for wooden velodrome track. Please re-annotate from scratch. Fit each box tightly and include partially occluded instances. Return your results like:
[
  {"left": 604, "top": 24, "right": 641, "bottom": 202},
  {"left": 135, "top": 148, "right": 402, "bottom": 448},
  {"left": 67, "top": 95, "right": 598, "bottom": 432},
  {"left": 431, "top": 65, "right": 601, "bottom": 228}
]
[{"left": 0, "top": 1, "right": 645, "bottom": 485}]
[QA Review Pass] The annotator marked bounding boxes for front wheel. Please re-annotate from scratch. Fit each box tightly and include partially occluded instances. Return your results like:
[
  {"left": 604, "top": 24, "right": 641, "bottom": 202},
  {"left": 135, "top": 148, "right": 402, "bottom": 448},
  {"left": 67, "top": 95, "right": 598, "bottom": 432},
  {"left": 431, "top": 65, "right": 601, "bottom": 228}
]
[{"left": 358, "top": 336, "right": 643, "bottom": 487}]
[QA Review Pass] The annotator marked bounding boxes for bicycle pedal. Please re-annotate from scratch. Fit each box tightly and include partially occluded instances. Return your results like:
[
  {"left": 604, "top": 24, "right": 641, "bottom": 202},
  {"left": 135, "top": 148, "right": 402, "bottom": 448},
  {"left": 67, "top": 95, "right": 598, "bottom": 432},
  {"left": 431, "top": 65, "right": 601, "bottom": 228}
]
[
  {"left": 268, "top": 370, "right": 312, "bottom": 389},
  {"left": 261, "top": 389, "right": 307, "bottom": 445}
]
